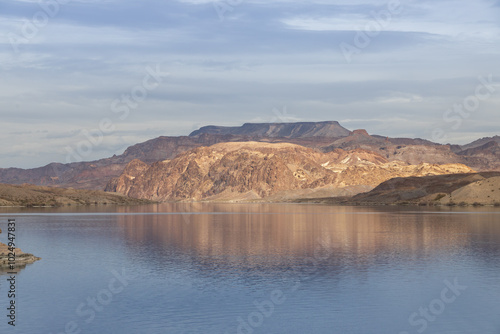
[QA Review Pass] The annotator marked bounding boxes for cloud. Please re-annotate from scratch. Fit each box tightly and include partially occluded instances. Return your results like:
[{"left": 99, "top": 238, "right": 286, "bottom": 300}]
[{"left": 0, "top": 0, "right": 499, "bottom": 168}]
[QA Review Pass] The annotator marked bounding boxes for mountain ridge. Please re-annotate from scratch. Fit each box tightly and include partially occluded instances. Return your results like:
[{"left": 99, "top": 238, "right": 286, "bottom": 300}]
[
  {"left": 1, "top": 121, "right": 499, "bottom": 191},
  {"left": 296, "top": 172, "right": 500, "bottom": 206},
  {"left": 189, "top": 121, "right": 351, "bottom": 138},
  {"left": 106, "top": 141, "right": 475, "bottom": 202}
]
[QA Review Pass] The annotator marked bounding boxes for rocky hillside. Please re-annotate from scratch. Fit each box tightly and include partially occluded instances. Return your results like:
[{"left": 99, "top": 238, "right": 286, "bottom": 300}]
[
  {"left": 0, "top": 134, "right": 242, "bottom": 190},
  {"left": 0, "top": 183, "right": 152, "bottom": 207},
  {"left": 1, "top": 121, "right": 498, "bottom": 191},
  {"left": 106, "top": 142, "right": 474, "bottom": 202},
  {"left": 459, "top": 135, "right": 500, "bottom": 151},
  {"left": 299, "top": 172, "right": 500, "bottom": 206},
  {"left": 323, "top": 129, "right": 495, "bottom": 170}
]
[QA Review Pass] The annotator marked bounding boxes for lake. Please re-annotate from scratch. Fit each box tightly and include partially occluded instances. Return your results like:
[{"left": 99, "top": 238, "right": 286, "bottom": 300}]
[{"left": 0, "top": 203, "right": 499, "bottom": 334}]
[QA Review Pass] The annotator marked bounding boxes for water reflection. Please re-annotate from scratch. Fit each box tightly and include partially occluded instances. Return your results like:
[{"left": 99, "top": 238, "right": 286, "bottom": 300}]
[
  {"left": 113, "top": 203, "right": 500, "bottom": 274},
  {"left": 0, "top": 204, "right": 499, "bottom": 333}
]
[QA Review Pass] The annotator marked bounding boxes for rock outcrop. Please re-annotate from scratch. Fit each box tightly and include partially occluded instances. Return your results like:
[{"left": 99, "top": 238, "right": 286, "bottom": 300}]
[
  {"left": 0, "top": 230, "right": 41, "bottom": 271},
  {"left": 106, "top": 142, "right": 475, "bottom": 202}
]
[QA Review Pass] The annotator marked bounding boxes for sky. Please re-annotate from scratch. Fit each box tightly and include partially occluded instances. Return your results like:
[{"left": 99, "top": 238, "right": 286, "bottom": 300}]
[{"left": 1, "top": 0, "right": 500, "bottom": 168}]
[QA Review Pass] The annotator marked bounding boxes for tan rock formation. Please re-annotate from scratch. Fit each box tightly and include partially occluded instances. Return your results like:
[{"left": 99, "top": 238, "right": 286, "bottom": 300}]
[
  {"left": 0, "top": 228, "right": 41, "bottom": 271},
  {"left": 107, "top": 142, "right": 475, "bottom": 202}
]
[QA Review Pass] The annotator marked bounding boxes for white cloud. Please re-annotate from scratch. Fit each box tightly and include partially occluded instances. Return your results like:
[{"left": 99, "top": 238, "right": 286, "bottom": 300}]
[
  {"left": 282, "top": 0, "right": 500, "bottom": 41},
  {"left": 0, "top": 0, "right": 499, "bottom": 167}
]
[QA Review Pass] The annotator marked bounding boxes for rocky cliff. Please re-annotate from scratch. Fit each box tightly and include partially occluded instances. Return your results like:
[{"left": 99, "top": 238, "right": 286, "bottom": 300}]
[
  {"left": 1, "top": 121, "right": 498, "bottom": 191},
  {"left": 106, "top": 142, "right": 475, "bottom": 202}
]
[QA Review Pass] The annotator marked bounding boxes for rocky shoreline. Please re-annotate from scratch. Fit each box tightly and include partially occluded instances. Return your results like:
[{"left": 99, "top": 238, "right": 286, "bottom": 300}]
[{"left": 0, "top": 228, "right": 41, "bottom": 272}]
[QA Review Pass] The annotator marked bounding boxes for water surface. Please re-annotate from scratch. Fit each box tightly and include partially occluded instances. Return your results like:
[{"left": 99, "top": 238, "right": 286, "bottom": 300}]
[{"left": 0, "top": 204, "right": 499, "bottom": 333}]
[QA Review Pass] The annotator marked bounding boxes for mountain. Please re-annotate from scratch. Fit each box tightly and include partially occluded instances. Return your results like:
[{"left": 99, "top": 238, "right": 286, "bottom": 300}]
[
  {"left": 459, "top": 136, "right": 500, "bottom": 150},
  {"left": 0, "top": 133, "right": 346, "bottom": 190},
  {"left": 455, "top": 139, "right": 500, "bottom": 171},
  {"left": 1, "top": 121, "right": 499, "bottom": 191},
  {"left": 105, "top": 141, "right": 474, "bottom": 202},
  {"left": 334, "top": 172, "right": 500, "bottom": 206},
  {"left": 0, "top": 134, "right": 244, "bottom": 190},
  {"left": 189, "top": 121, "right": 351, "bottom": 138}
]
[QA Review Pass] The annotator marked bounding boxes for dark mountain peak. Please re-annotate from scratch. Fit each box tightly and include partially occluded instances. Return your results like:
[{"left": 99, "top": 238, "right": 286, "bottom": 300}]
[
  {"left": 189, "top": 121, "right": 351, "bottom": 138},
  {"left": 461, "top": 135, "right": 500, "bottom": 151},
  {"left": 458, "top": 140, "right": 499, "bottom": 156}
]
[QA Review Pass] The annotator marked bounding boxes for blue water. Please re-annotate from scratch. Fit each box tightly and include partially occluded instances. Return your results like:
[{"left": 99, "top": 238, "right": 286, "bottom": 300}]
[{"left": 0, "top": 203, "right": 499, "bottom": 334}]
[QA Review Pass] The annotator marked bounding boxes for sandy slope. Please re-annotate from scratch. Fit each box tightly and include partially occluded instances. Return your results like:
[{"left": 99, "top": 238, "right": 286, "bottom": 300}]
[{"left": 0, "top": 183, "right": 152, "bottom": 207}]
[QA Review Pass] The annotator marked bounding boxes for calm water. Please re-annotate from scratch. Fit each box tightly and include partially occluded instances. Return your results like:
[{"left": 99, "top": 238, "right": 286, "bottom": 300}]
[{"left": 0, "top": 203, "right": 499, "bottom": 334}]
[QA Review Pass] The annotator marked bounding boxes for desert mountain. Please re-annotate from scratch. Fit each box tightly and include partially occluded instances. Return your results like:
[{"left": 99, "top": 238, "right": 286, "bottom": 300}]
[
  {"left": 325, "top": 172, "right": 500, "bottom": 206},
  {"left": 459, "top": 135, "right": 500, "bottom": 150},
  {"left": 1, "top": 121, "right": 498, "bottom": 191},
  {"left": 0, "top": 134, "right": 243, "bottom": 190},
  {"left": 106, "top": 141, "right": 474, "bottom": 202},
  {"left": 189, "top": 121, "right": 351, "bottom": 138}
]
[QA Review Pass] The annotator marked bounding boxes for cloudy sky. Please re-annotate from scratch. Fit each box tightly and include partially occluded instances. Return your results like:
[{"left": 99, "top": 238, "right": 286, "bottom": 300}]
[{"left": 1, "top": 0, "right": 499, "bottom": 168}]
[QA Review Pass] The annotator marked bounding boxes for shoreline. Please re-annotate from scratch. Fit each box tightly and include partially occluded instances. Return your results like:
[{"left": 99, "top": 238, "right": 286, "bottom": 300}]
[{"left": 0, "top": 242, "right": 41, "bottom": 272}]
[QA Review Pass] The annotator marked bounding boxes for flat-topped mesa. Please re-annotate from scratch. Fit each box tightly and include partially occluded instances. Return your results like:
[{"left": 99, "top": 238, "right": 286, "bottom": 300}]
[
  {"left": 0, "top": 228, "right": 41, "bottom": 271},
  {"left": 189, "top": 121, "right": 351, "bottom": 138}
]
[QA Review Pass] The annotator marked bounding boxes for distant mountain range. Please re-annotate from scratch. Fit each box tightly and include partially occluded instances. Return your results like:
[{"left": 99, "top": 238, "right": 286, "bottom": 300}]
[{"left": 1, "top": 121, "right": 499, "bottom": 202}]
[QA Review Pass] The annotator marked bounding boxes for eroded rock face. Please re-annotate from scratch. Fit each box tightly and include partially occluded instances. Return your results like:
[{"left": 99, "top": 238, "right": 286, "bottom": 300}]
[
  {"left": 107, "top": 141, "right": 475, "bottom": 201},
  {"left": 104, "top": 159, "right": 150, "bottom": 194},
  {"left": 1, "top": 122, "right": 498, "bottom": 192}
]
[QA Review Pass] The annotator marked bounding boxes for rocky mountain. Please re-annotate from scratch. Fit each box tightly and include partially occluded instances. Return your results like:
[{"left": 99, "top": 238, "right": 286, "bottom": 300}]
[
  {"left": 325, "top": 171, "right": 500, "bottom": 206},
  {"left": 189, "top": 121, "right": 351, "bottom": 138},
  {"left": 106, "top": 141, "right": 474, "bottom": 202},
  {"left": 459, "top": 135, "right": 500, "bottom": 151},
  {"left": 0, "top": 132, "right": 348, "bottom": 190},
  {"left": 455, "top": 140, "right": 500, "bottom": 171},
  {"left": 1, "top": 121, "right": 499, "bottom": 191},
  {"left": 0, "top": 134, "right": 244, "bottom": 190}
]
